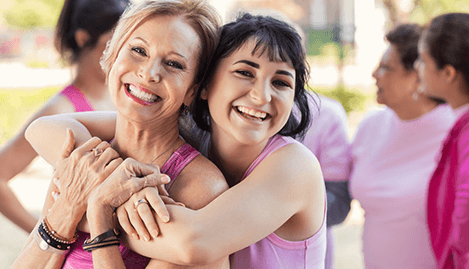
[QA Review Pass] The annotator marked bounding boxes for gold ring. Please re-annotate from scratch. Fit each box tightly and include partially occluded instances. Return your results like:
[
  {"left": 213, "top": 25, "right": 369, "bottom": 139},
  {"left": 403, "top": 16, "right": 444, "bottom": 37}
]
[
  {"left": 93, "top": 148, "right": 103, "bottom": 157},
  {"left": 134, "top": 198, "right": 148, "bottom": 209}
]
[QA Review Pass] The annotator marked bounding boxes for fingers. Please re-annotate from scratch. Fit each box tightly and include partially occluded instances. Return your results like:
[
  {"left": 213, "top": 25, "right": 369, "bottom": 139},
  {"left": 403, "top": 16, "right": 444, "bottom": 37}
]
[
  {"left": 58, "top": 128, "right": 76, "bottom": 165},
  {"left": 116, "top": 206, "right": 139, "bottom": 240},
  {"left": 145, "top": 191, "right": 170, "bottom": 223},
  {"left": 72, "top": 136, "right": 103, "bottom": 158},
  {"left": 136, "top": 201, "right": 159, "bottom": 239}
]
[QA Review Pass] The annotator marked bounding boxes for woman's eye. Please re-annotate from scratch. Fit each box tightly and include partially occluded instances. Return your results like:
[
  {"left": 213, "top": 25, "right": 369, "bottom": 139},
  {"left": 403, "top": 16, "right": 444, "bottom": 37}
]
[
  {"left": 167, "top": 61, "right": 183, "bottom": 70},
  {"left": 131, "top": 47, "right": 147, "bottom": 56},
  {"left": 273, "top": 80, "right": 292, "bottom": 88},
  {"left": 235, "top": 70, "right": 253, "bottom": 77}
]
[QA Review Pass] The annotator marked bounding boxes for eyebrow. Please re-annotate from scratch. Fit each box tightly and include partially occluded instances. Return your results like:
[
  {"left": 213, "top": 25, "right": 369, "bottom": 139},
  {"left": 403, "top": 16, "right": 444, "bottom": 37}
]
[
  {"left": 133, "top": 37, "right": 187, "bottom": 60},
  {"left": 234, "top": 60, "right": 294, "bottom": 78}
]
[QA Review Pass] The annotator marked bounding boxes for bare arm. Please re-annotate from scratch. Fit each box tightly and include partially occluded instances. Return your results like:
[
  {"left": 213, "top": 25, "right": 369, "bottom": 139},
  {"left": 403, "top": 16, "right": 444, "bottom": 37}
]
[
  {"left": 25, "top": 111, "right": 117, "bottom": 167},
  {"left": 121, "top": 143, "right": 325, "bottom": 265},
  {"left": 0, "top": 93, "right": 82, "bottom": 233}
]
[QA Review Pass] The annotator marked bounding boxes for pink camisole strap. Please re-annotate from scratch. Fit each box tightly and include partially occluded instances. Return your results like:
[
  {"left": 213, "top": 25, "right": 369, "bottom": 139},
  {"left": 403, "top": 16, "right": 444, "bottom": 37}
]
[
  {"left": 161, "top": 143, "right": 200, "bottom": 190},
  {"left": 60, "top": 84, "right": 94, "bottom": 112}
]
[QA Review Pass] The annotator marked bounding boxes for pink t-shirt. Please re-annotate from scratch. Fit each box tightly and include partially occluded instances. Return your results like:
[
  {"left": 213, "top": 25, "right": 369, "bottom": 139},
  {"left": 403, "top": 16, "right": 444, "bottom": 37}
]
[
  {"left": 232, "top": 135, "right": 327, "bottom": 269},
  {"left": 300, "top": 95, "right": 351, "bottom": 182},
  {"left": 59, "top": 85, "right": 94, "bottom": 112},
  {"left": 350, "top": 105, "right": 454, "bottom": 268}
]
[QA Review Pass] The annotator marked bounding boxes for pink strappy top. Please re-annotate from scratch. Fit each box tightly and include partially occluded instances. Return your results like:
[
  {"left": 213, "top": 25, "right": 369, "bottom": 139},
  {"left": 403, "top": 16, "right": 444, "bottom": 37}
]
[
  {"left": 62, "top": 143, "right": 200, "bottom": 269},
  {"left": 232, "top": 135, "right": 327, "bottom": 269},
  {"left": 60, "top": 85, "right": 94, "bottom": 112}
]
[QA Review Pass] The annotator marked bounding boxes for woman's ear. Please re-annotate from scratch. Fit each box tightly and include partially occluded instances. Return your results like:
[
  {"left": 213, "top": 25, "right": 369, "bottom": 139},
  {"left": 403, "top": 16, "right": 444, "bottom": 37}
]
[
  {"left": 442, "top": 64, "right": 457, "bottom": 84},
  {"left": 75, "top": 29, "right": 90, "bottom": 48},
  {"left": 183, "top": 85, "right": 197, "bottom": 107},
  {"left": 200, "top": 88, "right": 208, "bottom": 100}
]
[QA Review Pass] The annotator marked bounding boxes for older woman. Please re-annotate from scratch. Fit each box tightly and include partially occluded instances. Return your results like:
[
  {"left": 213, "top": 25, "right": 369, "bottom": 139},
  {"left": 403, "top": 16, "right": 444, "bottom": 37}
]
[
  {"left": 13, "top": 0, "right": 228, "bottom": 268},
  {"left": 349, "top": 24, "right": 454, "bottom": 268},
  {"left": 417, "top": 13, "right": 469, "bottom": 268}
]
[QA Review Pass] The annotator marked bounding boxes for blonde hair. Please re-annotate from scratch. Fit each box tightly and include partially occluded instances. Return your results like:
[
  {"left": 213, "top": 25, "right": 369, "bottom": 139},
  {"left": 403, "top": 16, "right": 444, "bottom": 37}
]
[{"left": 101, "top": 0, "right": 221, "bottom": 88}]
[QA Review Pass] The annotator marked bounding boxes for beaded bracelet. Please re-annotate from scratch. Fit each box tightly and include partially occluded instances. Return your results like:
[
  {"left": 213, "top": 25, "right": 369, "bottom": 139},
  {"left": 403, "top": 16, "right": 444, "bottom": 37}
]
[
  {"left": 83, "top": 230, "right": 120, "bottom": 252},
  {"left": 37, "top": 218, "right": 77, "bottom": 252}
]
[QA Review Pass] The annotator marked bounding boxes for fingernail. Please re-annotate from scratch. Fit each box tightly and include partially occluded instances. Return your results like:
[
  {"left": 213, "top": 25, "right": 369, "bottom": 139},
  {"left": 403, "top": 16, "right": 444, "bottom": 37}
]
[
  {"left": 162, "top": 215, "right": 170, "bottom": 223},
  {"left": 151, "top": 230, "right": 159, "bottom": 238},
  {"left": 162, "top": 175, "right": 171, "bottom": 183},
  {"left": 144, "top": 235, "right": 150, "bottom": 242},
  {"left": 132, "top": 233, "right": 139, "bottom": 240},
  {"left": 177, "top": 202, "right": 186, "bottom": 208}
]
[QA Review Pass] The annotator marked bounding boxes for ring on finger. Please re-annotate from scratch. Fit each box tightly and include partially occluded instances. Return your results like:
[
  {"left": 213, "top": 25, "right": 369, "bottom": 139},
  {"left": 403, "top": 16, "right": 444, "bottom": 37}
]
[
  {"left": 144, "top": 176, "right": 148, "bottom": 188},
  {"left": 134, "top": 198, "right": 148, "bottom": 209},
  {"left": 93, "top": 148, "right": 103, "bottom": 157}
]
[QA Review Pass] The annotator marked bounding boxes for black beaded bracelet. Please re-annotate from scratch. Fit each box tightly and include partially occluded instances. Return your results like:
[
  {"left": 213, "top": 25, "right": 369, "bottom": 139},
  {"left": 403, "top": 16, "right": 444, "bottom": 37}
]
[{"left": 37, "top": 220, "right": 74, "bottom": 251}]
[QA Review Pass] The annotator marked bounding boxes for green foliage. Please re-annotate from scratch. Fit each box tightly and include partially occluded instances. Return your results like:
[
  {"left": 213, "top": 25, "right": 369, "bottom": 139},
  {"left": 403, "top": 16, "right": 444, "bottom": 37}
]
[
  {"left": 4, "top": 0, "right": 63, "bottom": 29},
  {"left": 312, "top": 84, "right": 372, "bottom": 115},
  {"left": 0, "top": 87, "right": 60, "bottom": 144},
  {"left": 406, "top": 0, "right": 469, "bottom": 24}
]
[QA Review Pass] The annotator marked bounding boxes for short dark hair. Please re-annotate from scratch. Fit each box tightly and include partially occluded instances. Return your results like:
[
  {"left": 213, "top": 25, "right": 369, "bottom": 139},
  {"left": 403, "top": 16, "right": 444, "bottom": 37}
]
[
  {"left": 385, "top": 23, "right": 421, "bottom": 70},
  {"left": 191, "top": 13, "right": 312, "bottom": 139},
  {"left": 422, "top": 12, "right": 469, "bottom": 94},
  {"left": 55, "top": 0, "right": 129, "bottom": 64}
]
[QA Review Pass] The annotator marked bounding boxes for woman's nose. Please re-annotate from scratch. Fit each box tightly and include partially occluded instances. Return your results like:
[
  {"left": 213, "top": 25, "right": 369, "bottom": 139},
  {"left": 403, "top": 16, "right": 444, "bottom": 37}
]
[
  {"left": 250, "top": 80, "right": 272, "bottom": 104},
  {"left": 138, "top": 61, "right": 161, "bottom": 83}
]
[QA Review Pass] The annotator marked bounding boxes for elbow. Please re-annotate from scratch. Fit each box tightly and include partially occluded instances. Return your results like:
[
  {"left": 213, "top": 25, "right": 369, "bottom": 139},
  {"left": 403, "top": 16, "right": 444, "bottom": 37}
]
[
  {"left": 24, "top": 117, "right": 42, "bottom": 146},
  {"left": 176, "top": 229, "right": 215, "bottom": 266}
]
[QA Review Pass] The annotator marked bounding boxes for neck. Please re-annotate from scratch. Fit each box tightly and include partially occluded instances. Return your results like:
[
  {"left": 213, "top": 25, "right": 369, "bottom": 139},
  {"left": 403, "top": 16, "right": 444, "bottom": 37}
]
[
  {"left": 209, "top": 130, "right": 269, "bottom": 186},
  {"left": 112, "top": 114, "right": 181, "bottom": 167},
  {"left": 392, "top": 97, "right": 438, "bottom": 120}
]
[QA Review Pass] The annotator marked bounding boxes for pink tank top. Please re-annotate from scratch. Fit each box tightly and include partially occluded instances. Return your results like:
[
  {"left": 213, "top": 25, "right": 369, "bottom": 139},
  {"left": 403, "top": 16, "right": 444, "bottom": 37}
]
[
  {"left": 60, "top": 85, "right": 94, "bottom": 112},
  {"left": 62, "top": 143, "right": 200, "bottom": 269},
  {"left": 232, "top": 135, "right": 327, "bottom": 269}
]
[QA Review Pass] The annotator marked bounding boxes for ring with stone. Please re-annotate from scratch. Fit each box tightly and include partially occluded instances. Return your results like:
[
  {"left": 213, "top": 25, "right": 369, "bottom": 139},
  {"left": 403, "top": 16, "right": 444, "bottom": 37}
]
[
  {"left": 93, "top": 148, "right": 103, "bottom": 157},
  {"left": 134, "top": 198, "right": 148, "bottom": 209}
]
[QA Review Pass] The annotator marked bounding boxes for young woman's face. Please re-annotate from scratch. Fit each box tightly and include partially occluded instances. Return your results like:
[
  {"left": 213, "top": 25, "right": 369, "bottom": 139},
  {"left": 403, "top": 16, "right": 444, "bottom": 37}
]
[
  {"left": 108, "top": 15, "right": 200, "bottom": 123},
  {"left": 372, "top": 45, "right": 418, "bottom": 110},
  {"left": 416, "top": 42, "right": 446, "bottom": 100},
  {"left": 203, "top": 39, "right": 296, "bottom": 145}
]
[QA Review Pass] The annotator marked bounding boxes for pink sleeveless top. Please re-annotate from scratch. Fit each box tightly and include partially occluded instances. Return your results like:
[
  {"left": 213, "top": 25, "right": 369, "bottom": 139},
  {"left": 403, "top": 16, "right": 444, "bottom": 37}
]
[
  {"left": 62, "top": 143, "right": 200, "bottom": 269},
  {"left": 60, "top": 85, "right": 94, "bottom": 112},
  {"left": 232, "top": 135, "right": 327, "bottom": 269}
]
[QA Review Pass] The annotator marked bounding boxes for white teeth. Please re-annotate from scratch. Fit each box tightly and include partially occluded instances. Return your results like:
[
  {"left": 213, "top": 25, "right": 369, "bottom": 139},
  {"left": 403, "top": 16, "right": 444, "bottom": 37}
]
[
  {"left": 237, "top": 106, "right": 267, "bottom": 120},
  {"left": 128, "top": 84, "right": 158, "bottom": 103}
]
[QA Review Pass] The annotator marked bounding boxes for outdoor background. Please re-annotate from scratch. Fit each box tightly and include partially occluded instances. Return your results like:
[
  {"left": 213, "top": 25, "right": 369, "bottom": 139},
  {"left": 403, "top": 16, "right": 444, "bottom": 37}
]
[{"left": 1, "top": 0, "right": 468, "bottom": 268}]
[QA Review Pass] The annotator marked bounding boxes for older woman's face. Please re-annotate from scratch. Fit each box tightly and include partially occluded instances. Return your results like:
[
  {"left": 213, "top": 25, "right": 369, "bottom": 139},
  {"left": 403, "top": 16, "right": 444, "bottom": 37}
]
[
  {"left": 108, "top": 15, "right": 201, "bottom": 123},
  {"left": 372, "top": 45, "right": 419, "bottom": 110}
]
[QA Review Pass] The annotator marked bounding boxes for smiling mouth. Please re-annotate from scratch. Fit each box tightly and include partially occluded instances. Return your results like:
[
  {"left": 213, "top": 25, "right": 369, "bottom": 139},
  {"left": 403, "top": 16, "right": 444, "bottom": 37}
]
[
  {"left": 125, "top": 84, "right": 160, "bottom": 103},
  {"left": 236, "top": 106, "right": 269, "bottom": 121}
]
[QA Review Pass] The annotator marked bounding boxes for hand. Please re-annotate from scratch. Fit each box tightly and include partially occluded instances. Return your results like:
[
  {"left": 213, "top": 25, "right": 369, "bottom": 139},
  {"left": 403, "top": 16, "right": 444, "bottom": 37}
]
[
  {"left": 88, "top": 158, "right": 172, "bottom": 222},
  {"left": 117, "top": 187, "right": 184, "bottom": 241},
  {"left": 54, "top": 129, "right": 122, "bottom": 219}
]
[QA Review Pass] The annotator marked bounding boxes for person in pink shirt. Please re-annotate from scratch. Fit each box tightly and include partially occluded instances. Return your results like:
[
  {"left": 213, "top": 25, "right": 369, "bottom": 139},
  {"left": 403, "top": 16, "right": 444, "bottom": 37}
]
[
  {"left": 350, "top": 24, "right": 455, "bottom": 268},
  {"left": 299, "top": 93, "right": 352, "bottom": 269},
  {"left": 416, "top": 13, "right": 469, "bottom": 268},
  {"left": 0, "top": 0, "right": 124, "bottom": 233}
]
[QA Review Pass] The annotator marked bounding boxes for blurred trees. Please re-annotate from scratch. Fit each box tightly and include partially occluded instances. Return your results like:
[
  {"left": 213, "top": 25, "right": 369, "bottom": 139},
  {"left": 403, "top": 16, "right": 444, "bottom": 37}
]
[
  {"left": 381, "top": 0, "right": 469, "bottom": 27},
  {"left": 3, "top": 0, "right": 63, "bottom": 29}
]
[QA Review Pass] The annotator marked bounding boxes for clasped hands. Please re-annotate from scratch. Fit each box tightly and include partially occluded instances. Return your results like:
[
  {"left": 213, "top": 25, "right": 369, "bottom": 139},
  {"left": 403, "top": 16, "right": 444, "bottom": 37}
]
[{"left": 52, "top": 129, "right": 181, "bottom": 240}]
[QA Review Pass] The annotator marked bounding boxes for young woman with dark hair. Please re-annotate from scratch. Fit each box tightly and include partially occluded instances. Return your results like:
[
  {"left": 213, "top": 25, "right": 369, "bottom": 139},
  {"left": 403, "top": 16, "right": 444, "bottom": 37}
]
[
  {"left": 0, "top": 0, "right": 127, "bottom": 233},
  {"left": 417, "top": 12, "right": 469, "bottom": 268}
]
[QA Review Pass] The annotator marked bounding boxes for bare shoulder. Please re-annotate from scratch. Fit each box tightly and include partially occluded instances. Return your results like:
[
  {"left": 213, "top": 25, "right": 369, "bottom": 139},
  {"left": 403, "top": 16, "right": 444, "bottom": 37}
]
[{"left": 167, "top": 153, "right": 228, "bottom": 210}]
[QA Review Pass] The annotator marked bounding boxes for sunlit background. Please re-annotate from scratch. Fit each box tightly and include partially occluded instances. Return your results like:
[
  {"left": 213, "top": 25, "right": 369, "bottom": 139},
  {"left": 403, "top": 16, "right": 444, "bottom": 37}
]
[{"left": 1, "top": 0, "right": 469, "bottom": 268}]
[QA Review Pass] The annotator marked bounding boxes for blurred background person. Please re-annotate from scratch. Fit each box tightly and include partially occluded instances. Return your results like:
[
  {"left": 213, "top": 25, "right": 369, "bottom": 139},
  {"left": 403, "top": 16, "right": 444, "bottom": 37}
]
[
  {"left": 300, "top": 92, "right": 352, "bottom": 269},
  {"left": 0, "top": 0, "right": 127, "bottom": 233},
  {"left": 419, "top": 13, "right": 469, "bottom": 268},
  {"left": 350, "top": 23, "right": 454, "bottom": 268}
]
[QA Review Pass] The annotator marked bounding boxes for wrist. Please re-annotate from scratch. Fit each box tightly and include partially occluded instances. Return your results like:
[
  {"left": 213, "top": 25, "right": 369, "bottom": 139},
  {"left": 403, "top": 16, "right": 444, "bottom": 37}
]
[
  {"left": 87, "top": 200, "right": 115, "bottom": 237},
  {"left": 47, "top": 201, "right": 84, "bottom": 238}
]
